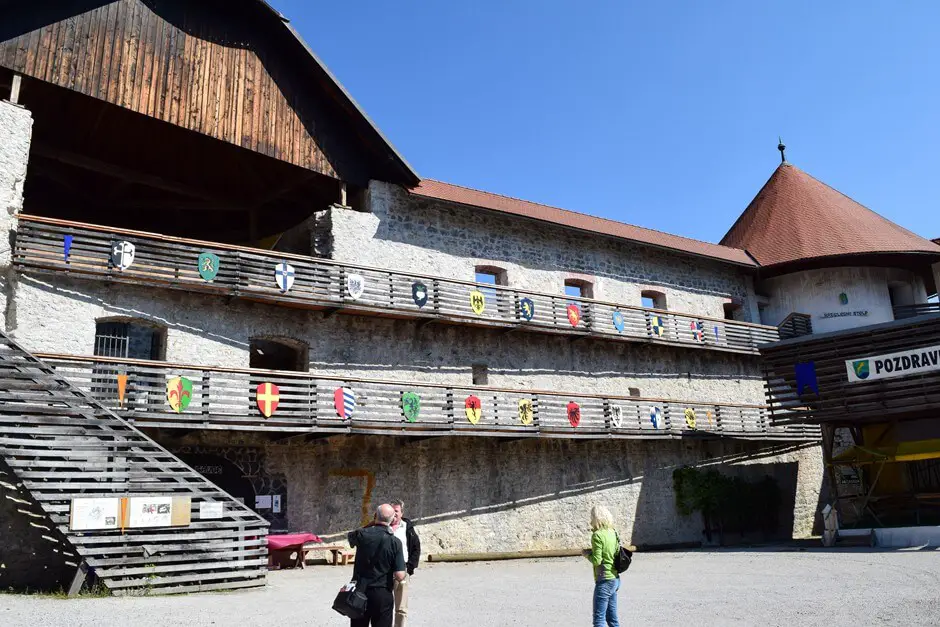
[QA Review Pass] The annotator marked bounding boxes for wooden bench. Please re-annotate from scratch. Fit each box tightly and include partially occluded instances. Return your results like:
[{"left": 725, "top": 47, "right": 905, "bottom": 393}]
[{"left": 303, "top": 542, "right": 355, "bottom": 566}]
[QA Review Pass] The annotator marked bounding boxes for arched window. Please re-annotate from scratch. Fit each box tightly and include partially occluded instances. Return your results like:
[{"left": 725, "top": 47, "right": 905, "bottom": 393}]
[
  {"left": 94, "top": 318, "right": 166, "bottom": 361},
  {"left": 641, "top": 290, "right": 667, "bottom": 311},
  {"left": 250, "top": 337, "right": 309, "bottom": 372}
]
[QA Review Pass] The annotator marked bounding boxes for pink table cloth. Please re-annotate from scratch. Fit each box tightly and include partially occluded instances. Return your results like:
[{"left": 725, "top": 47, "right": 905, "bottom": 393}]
[{"left": 267, "top": 533, "right": 321, "bottom": 550}]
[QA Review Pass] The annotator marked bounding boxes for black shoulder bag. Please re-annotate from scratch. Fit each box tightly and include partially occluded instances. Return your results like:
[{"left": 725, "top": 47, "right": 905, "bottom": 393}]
[
  {"left": 613, "top": 531, "right": 633, "bottom": 574},
  {"left": 332, "top": 535, "right": 385, "bottom": 618}
]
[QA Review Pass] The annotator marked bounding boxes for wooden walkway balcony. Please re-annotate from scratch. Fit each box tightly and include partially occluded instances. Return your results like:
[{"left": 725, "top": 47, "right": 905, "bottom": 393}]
[
  {"left": 761, "top": 315, "right": 940, "bottom": 426},
  {"left": 14, "top": 216, "right": 779, "bottom": 355},
  {"left": 893, "top": 303, "right": 940, "bottom": 320},
  {"left": 38, "top": 353, "right": 820, "bottom": 441}
]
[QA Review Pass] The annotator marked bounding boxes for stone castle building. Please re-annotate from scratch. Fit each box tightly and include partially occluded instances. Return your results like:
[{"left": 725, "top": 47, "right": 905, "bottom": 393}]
[{"left": 0, "top": 0, "right": 937, "bottom": 594}]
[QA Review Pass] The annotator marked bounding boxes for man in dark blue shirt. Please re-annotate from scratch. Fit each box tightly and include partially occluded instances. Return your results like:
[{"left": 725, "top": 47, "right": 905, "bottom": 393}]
[{"left": 347, "top": 504, "right": 406, "bottom": 627}]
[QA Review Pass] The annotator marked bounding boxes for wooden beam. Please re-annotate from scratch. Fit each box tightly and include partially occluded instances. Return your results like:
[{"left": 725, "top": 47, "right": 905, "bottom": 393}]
[
  {"left": 67, "top": 561, "right": 88, "bottom": 597},
  {"left": 9, "top": 74, "right": 22, "bottom": 104},
  {"left": 30, "top": 144, "right": 223, "bottom": 204}
]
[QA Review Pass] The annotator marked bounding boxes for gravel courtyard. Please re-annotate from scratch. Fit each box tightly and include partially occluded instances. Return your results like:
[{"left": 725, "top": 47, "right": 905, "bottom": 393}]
[{"left": 2, "top": 548, "right": 938, "bottom": 626}]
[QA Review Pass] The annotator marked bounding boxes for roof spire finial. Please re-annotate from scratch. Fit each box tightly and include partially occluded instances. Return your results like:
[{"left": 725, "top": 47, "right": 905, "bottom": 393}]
[{"left": 778, "top": 137, "right": 787, "bottom": 164}]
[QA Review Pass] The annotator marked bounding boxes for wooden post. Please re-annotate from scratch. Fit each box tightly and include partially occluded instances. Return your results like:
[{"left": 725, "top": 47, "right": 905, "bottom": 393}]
[
  {"left": 339, "top": 181, "right": 348, "bottom": 207},
  {"left": 9, "top": 74, "right": 22, "bottom": 104},
  {"left": 67, "top": 562, "right": 88, "bottom": 597}
]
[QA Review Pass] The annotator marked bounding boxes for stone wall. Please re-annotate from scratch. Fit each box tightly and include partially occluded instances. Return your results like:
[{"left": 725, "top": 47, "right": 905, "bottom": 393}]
[
  {"left": 11, "top": 275, "right": 766, "bottom": 405},
  {"left": 331, "top": 181, "right": 760, "bottom": 323},
  {"left": 173, "top": 432, "right": 824, "bottom": 553},
  {"left": 0, "top": 100, "right": 32, "bottom": 331}
]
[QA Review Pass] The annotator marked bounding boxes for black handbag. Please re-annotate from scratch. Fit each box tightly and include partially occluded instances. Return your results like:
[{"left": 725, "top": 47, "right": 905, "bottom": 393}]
[
  {"left": 332, "top": 581, "right": 369, "bottom": 618},
  {"left": 613, "top": 532, "right": 633, "bottom": 574}
]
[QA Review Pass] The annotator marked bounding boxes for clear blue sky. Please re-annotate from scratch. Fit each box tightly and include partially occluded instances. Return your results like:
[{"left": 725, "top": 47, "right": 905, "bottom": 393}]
[{"left": 271, "top": 1, "right": 940, "bottom": 245}]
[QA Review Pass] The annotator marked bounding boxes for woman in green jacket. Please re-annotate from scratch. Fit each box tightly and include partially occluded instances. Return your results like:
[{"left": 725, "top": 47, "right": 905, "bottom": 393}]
[{"left": 585, "top": 505, "right": 621, "bottom": 627}]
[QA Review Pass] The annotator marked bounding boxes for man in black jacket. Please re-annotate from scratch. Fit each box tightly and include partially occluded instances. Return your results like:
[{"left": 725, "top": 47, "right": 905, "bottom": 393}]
[
  {"left": 347, "top": 504, "right": 406, "bottom": 627},
  {"left": 389, "top": 499, "right": 421, "bottom": 627}
]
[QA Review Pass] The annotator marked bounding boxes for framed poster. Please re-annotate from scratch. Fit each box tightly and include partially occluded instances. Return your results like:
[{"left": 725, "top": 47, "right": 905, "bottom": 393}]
[
  {"left": 70, "top": 497, "right": 121, "bottom": 531},
  {"left": 127, "top": 496, "right": 173, "bottom": 528}
]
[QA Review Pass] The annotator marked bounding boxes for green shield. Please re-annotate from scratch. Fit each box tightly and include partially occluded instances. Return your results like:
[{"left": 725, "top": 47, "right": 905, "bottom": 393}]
[
  {"left": 198, "top": 252, "right": 220, "bottom": 282},
  {"left": 402, "top": 391, "right": 421, "bottom": 422}
]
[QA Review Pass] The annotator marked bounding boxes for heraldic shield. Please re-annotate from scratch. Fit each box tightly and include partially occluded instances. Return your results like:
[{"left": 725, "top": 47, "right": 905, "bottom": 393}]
[
  {"left": 470, "top": 290, "right": 486, "bottom": 315},
  {"left": 166, "top": 376, "right": 193, "bottom": 413},
  {"left": 402, "top": 391, "right": 421, "bottom": 422},
  {"left": 519, "top": 298, "right": 535, "bottom": 322},
  {"left": 518, "top": 398, "right": 534, "bottom": 425},
  {"left": 256, "top": 382, "right": 280, "bottom": 418},
  {"left": 275, "top": 262, "right": 295, "bottom": 292},
  {"left": 611, "top": 405, "right": 624, "bottom": 428},
  {"left": 198, "top": 252, "right": 220, "bottom": 282},
  {"left": 334, "top": 387, "right": 356, "bottom": 419},
  {"left": 346, "top": 274, "right": 365, "bottom": 300},
  {"left": 612, "top": 311, "right": 625, "bottom": 333},
  {"left": 567, "top": 304, "right": 581, "bottom": 327},
  {"left": 412, "top": 282, "right": 429, "bottom": 308},
  {"left": 111, "top": 240, "right": 136, "bottom": 270},
  {"left": 465, "top": 395, "right": 482, "bottom": 424},
  {"left": 566, "top": 401, "right": 581, "bottom": 427},
  {"left": 684, "top": 408, "right": 697, "bottom": 430},
  {"left": 650, "top": 406, "right": 663, "bottom": 429}
]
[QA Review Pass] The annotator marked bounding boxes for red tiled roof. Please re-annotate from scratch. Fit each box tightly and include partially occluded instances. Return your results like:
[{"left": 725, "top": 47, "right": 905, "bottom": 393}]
[
  {"left": 720, "top": 163, "right": 940, "bottom": 268},
  {"left": 411, "top": 180, "right": 756, "bottom": 266}
]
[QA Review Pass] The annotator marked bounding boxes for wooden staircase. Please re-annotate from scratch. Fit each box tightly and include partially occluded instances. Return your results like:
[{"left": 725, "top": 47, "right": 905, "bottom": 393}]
[{"left": 0, "top": 331, "right": 268, "bottom": 595}]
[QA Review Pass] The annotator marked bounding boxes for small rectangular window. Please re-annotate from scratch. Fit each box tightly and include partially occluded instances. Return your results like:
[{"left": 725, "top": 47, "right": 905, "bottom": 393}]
[
  {"left": 565, "top": 284, "right": 583, "bottom": 299},
  {"left": 628, "top": 387, "right": 640, "bottom": 397},
  {"left": 641, "top": 290, "right": 667, "bottom": 310},
  {"left": 475, "top": 272, "right": 498, "bottom": 286},
  {"left": 472, "top": 364, "right": 488, "bottom": 386}
]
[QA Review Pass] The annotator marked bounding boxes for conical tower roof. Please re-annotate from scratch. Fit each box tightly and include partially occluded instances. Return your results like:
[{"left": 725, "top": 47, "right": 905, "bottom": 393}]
[{"left": 720, "top": 163, "right": 940, "bottom": 270}]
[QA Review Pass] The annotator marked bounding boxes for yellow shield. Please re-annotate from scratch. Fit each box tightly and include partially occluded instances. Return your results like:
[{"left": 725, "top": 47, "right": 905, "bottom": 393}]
[
  {"left": 470, "top": 290, "right": 486, "bottom": 315},
  {"left": 684, "top": 408, "right": 697, "bottom": 430},
  {"left": 518, "top": 399, "right": 534, "bottom": 425}
]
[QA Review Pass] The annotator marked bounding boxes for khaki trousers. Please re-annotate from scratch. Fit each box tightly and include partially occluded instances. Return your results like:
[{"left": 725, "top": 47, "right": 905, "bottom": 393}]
[{"left": 393, "top": 573, "right": 409, "bottom": 627}]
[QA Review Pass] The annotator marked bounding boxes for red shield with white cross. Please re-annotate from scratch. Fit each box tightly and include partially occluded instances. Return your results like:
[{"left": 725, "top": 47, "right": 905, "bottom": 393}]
[{"left": 256, "top": 382, "right": 280, "bottom": 418}]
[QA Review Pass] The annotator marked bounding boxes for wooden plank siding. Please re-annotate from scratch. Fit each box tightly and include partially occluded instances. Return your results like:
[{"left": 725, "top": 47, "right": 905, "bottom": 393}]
[
  {"left": 761, "top": 315, "right": 940, "bottom": 426},
  {"left": 14, "top": 215, "right": 782, "bottom": 355},
  {"left": 0, "top": 0, "right": 340, "bottom": 179},
  {"left": 38, "top": 353, "right": 820, "bottom": 441},
  {"left": 0, "top": 331, "right": 268, "bottom": 595}
]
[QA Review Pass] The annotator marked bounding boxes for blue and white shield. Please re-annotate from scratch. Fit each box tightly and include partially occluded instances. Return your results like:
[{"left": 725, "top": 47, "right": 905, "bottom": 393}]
[
  {"left": 274, "top": 262, "right": 295, "bottom": 292},
  {"left": 612, "top": 311, "right": 625, "bottom": 333},
  {"left": 650, "top": 406, "right": 663, "bottom": 429},
  {"left": 520, "top": 297, "right": 535, "bottom": 321}
]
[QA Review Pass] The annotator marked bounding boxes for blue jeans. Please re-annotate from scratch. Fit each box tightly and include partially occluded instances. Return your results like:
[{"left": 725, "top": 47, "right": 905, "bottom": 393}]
[{"left": 592, "top": 577, "right": 621, "bottom": 627}]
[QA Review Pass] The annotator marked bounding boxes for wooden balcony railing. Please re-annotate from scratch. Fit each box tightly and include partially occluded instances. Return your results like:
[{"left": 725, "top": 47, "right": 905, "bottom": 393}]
[
  {"left": 777, "top": 312, "right": 813, "bottom": 339},
  {"left": 37, "top": 353, "right": 820, "bottom": 441},
  {"left": 894, "top": 303, "right": 940, "bottom": 320},
  {"left": 761, "top": 314, "right": 940, "bottom": 426},
  {"left": 14, "top": 216, "right": 779, "bottom": 355}
]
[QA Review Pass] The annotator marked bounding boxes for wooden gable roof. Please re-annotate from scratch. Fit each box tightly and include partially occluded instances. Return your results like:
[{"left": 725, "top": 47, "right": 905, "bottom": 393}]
[{"left": 0, "top": 0, "right": 418, "bottom": 187}]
